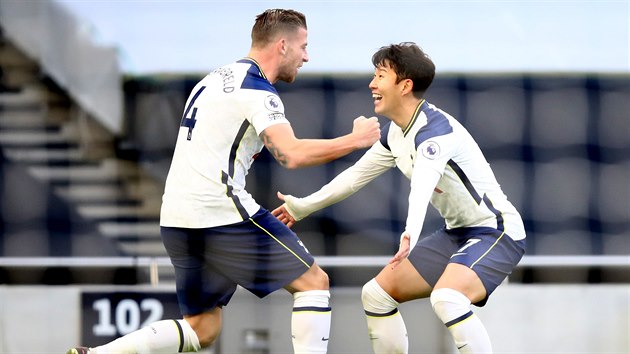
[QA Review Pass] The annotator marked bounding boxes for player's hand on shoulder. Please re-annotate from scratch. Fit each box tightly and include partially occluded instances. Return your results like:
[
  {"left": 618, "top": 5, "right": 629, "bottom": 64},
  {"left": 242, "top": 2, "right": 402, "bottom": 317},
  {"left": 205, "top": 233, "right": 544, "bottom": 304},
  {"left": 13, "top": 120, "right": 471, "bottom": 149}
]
[{"left": 352, "top": 115, "right": 380, "bottom": 148}]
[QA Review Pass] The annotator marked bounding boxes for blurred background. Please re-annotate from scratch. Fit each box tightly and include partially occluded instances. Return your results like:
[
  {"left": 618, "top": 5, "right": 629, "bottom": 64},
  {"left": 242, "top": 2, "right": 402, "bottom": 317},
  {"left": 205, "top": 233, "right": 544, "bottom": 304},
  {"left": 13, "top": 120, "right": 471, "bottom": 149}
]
[{"left": 0, "top": 1, "right": 628, "bottom": 353}]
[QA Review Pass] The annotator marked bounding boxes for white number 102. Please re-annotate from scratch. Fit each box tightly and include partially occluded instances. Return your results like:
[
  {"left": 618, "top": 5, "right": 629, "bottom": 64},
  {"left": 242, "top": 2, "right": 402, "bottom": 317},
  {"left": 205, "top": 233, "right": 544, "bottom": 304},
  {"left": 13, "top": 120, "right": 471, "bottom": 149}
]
[{"left": 92, "top": 298, "right": 164, "bottom": 336}]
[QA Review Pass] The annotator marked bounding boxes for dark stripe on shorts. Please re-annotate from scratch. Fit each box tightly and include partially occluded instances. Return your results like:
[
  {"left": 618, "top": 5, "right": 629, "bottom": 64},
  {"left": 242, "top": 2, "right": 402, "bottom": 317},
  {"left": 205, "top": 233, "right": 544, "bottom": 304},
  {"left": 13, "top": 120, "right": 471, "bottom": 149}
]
[
  {"left": 444, "top": 310, "right": 473, "bottom": 328},
  {"left": 293, "top": 306, "right": 332, "bottom": 312},
  {"left": 173, "top": 319, "right": 184, "bottom": 352},
  {"left": 364, "top": 308, "right": 399, "bottom": 317}
]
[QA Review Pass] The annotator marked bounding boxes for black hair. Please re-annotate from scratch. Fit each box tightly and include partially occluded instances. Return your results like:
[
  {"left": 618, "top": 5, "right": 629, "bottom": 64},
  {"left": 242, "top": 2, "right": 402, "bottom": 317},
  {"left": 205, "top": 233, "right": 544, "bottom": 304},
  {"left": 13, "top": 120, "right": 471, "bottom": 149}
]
[{"left": 372, "top": 42, "right": 435, "bottom": 98}]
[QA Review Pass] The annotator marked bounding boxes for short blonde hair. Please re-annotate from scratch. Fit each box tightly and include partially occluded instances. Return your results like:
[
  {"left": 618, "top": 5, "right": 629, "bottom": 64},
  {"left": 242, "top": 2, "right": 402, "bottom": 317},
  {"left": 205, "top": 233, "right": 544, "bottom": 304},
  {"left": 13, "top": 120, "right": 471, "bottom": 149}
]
[{"left": 251, "top": 9, "right": 307, "bottom": 48}]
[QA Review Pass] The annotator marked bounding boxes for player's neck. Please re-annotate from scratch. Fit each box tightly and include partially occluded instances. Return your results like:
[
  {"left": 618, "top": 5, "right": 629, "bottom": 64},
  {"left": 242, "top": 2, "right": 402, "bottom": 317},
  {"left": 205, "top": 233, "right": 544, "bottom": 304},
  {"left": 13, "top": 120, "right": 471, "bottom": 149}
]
[
  {"left": 246, "top": 48, "right": 279, "bottom": 84},
  {"left": 391, "top": 97, "right": 423, "bottom": 129}
]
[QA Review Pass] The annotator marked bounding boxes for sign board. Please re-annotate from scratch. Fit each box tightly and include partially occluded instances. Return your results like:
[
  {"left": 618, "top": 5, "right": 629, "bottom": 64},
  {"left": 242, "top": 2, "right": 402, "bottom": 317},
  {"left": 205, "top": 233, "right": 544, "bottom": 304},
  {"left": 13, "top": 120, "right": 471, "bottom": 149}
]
[{"left": 80, "top": 291, "right": 181, "bottom": 346}]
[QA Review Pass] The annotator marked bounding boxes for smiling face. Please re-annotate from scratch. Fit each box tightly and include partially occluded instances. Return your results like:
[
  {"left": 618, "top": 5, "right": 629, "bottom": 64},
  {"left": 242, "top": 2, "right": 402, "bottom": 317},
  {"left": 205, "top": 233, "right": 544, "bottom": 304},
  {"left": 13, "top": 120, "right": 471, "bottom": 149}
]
[
  {"left": 369, "top": 61, "right": 408, "bottom": 117},
  {"left": 277, "top": 27, "right": 309, "bottom": 83}
]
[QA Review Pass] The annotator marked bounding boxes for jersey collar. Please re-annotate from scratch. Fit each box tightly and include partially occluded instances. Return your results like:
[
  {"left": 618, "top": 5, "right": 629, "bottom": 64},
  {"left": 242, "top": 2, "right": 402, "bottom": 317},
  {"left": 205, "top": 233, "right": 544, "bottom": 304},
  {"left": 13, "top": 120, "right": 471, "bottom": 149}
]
[
  {"left": 402, "top": 99, "right": 426, "bottom": 136},
  {"left": 238, "top": 57, "right": 268, "bottom": 80}
]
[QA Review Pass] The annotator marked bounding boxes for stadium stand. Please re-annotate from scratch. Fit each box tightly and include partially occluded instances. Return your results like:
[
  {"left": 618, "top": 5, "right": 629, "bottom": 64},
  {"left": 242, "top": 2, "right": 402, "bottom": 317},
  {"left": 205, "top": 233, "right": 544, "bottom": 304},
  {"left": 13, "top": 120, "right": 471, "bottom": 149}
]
[
  {"left": 0, "top": 29, "right": 628, "bottom": 285},
  {"left": 0, "top": 31, "right": 164, "bottom": 284},
  {"left": 120, "top": 73, "right": 629, "bottom": 285}
]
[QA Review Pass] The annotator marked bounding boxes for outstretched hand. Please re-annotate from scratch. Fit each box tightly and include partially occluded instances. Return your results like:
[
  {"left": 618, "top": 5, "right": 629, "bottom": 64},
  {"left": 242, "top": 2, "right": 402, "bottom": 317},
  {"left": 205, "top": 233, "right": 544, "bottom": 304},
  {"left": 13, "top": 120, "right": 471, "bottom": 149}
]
[
  {"left": 388, "top": 232, "right": 411, "bottom": 269},
  {"left": 271, "top": 191, "right": 297, "bottom": 228}
]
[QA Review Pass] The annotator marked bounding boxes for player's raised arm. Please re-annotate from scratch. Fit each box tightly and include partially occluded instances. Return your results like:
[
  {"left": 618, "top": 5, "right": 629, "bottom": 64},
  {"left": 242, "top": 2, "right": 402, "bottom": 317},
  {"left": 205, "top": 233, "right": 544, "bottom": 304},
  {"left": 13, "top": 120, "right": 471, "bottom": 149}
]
[{"left": 260, "top": 115, "right": 380, "bottom": 169}]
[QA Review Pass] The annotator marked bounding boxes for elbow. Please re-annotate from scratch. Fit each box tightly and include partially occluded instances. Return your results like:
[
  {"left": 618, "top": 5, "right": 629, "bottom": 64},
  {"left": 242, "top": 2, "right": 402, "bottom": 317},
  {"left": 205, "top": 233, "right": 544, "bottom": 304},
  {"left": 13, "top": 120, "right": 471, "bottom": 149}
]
[
  {"left": 282, "top": 157, "right": 305, "bottom": 170},
  {"left": 280, "top": 153, "right": 312, "bottom": 170},
  {"left": 271, "top": 147, "right": 320, "bottom": 169},
  {"left": 274, "top": 152, "right": 302, "bottom": 169},
  {"left": 284, "top": 163, "right": 301, "bottom": 170}
]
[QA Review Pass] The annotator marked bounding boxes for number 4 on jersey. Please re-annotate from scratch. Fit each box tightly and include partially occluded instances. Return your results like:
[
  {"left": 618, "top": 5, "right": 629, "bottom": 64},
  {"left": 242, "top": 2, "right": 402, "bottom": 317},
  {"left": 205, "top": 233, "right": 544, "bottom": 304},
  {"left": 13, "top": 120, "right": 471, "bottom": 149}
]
[{"left": 180, "top": 86, "right": 206, "bottom": 140}]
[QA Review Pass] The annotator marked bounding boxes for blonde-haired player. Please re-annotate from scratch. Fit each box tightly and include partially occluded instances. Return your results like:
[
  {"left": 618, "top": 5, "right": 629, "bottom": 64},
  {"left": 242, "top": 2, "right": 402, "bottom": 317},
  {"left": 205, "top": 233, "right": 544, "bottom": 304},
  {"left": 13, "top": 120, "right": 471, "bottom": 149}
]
[{"left": 68, "top": 9, "right": 380, "bottom": 354}]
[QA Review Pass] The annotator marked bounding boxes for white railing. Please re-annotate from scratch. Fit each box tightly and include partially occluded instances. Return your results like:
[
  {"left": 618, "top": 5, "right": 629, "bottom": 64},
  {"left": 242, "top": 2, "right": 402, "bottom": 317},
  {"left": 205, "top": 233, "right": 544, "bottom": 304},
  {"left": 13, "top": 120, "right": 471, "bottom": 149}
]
[{"left": 0, "top": 255, "right": 627, "bottom": 286}]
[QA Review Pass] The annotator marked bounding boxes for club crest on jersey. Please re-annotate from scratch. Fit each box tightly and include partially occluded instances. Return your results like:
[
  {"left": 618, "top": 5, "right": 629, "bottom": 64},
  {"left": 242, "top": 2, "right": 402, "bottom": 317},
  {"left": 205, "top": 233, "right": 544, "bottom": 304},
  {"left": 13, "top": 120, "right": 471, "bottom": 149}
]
[
  {"left": 264, "top": 95, "right": 283, "bottom": 112},
  {"left": 420, "top": 140, "right": 440, "bottom": 160}
]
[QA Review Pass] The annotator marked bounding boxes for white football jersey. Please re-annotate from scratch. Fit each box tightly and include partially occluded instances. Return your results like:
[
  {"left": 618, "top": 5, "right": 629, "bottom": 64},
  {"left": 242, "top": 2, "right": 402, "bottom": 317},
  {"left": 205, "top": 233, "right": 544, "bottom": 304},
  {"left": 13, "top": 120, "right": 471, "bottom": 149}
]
[
  {"left": 284, "top": 100, "right": 526, "bottom": 247},
  {"left": 383, "top": 100, "right": 526, "bottom": 243},
  {"left": 160, "top": 58, "right": 290, "bottom": 228}
]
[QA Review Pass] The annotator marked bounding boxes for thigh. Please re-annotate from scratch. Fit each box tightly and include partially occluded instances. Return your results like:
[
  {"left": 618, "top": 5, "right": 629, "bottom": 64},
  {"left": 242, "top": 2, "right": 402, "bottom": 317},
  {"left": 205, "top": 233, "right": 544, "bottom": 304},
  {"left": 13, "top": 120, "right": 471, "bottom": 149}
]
[
  {"left": 406, "top": 227, "right": 525, "bottom": 306},
  {"left": 434, "top": 263, "right": 487, "bottom": 304},
  {"left": 206, "top": 208, "right": 316, "bottom": 298},
  {"left": 407, "top": 227, "right": 458, "bottom": 290},
  {"left": 374, "top": 258, "right": 433, "bottom": 303},
  {"left": 447, "top": 229, "right": 525, "bottom": 306},
  {"left": 161, "top": 226, "right": 238, "bottom": 316},
  {"left": 285, "top": 262, "right": 329, "bottom": 293}
]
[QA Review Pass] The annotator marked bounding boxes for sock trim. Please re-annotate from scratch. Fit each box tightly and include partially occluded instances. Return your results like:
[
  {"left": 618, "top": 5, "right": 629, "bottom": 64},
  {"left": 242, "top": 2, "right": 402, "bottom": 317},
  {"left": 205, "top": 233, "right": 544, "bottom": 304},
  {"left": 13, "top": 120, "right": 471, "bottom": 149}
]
[
  {"left": 364, "top": 308, "right": 399, "bottom": 317},
  {"left": 173, "top": 320, "right": 184, "bottom": 352},
  {"left": 444, "top": 310, "right": 473, "bottom": 328},
  {"left": 293, "top": 306, "right": 332, "bottom": 312}
]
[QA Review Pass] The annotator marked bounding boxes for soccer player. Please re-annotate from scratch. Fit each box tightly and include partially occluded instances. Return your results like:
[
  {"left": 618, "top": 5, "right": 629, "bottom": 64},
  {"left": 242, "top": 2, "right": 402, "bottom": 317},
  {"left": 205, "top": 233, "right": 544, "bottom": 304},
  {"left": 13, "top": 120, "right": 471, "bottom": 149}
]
[
  {"left": 67, "top": 9, "right": 380, "bottom": 354},
  {"left": 272, "top": 42, "right": 526, "bottom": 354}
]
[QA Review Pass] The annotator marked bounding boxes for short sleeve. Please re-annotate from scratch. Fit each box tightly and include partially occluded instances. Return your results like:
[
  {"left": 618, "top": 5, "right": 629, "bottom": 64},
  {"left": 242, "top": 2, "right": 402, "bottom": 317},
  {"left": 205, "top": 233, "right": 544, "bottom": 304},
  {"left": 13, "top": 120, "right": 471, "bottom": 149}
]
[{"left": 244, "top": 92, "right": 291, "bottom": 135}]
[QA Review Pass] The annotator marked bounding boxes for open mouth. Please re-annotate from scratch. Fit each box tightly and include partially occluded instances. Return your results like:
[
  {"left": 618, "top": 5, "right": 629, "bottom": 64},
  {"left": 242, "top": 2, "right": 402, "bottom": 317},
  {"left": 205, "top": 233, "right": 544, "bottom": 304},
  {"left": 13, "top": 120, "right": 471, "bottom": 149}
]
[{"left": 372, "top": 93, "right": 383, "bottom": 103}]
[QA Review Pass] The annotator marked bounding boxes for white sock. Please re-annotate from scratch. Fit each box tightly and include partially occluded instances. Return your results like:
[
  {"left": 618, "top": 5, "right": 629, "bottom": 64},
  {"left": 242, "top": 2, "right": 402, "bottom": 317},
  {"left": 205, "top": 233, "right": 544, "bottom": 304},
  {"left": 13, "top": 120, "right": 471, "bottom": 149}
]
[
  {"left": 92, "top": 319, "right": 201, "bottom": 354},
  {"left": 430, "top": 288, "right": 492, "bottom": 354},
  {"left": 361, "top": 279, "right": 408, "bottom": 354},
  {"left": 291, "top": 290, "right": 332, "bottom": 354}
]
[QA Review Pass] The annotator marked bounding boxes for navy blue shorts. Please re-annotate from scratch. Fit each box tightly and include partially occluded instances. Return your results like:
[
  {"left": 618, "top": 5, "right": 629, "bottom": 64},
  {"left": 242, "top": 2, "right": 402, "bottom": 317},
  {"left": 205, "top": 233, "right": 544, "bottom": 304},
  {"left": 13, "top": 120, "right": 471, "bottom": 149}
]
[
  {"left": 160, "top": 208, "right": 314, "bottom": 316},
  {"left": 408, "top": 227, "right": 525, "bottom": 307}
]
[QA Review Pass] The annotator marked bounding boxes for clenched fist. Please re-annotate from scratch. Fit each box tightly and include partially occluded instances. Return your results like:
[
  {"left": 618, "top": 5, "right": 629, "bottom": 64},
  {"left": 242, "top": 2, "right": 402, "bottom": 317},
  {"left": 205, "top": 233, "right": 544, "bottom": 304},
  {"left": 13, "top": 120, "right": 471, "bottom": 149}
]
[{"left": 352, "top": 116, "right": 380, "bottom": 148}]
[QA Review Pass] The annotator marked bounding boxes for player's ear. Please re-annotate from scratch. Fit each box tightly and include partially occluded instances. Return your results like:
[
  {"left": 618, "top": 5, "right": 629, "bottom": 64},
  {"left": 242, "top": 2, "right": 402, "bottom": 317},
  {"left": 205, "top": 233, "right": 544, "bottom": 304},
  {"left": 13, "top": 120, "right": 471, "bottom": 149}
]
[
  {"left": 401, "top": 79, "right": 413, "bottom": 95},
  {"left": 277, "top": 38, "right": 287, "bottom": 56}
]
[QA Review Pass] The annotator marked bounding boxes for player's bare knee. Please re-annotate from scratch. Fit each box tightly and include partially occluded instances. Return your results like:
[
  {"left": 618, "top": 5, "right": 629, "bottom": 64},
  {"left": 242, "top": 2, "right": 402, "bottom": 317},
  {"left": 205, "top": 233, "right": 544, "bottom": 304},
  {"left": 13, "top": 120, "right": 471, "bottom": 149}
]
[
  {"left": 185, "top": 310, "right": 222, "bottom": 348},
  {"left": 189, "top": 320, "right": 221, "bottom": 348},
  {"left": 301, "top": 263, "right": 329, "bottom": 289},
  {"left": 288, "top": 265, "right": 329, "bottom": 292},
  {"left": 194, "top": 332, "right": 214, "bottom": 348},
  {"left": 310, "top": 265, "right": 329, "bottom": 289}
]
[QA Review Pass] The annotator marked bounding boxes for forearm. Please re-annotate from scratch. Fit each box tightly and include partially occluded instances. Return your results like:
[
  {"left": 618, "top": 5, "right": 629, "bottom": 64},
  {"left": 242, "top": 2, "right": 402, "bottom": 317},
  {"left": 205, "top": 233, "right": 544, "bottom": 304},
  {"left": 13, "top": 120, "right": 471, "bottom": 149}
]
[
  {"left": 283, "top": 167, "right": 359, "bottom": 220},
  {"left": 284, "top": 148, "right": 392, "bottom": 220},
  {"left": 282, "top": 135, "right": 362, "bottom": 169},
  {"left": 260, "top": 116, "right": 380, "bottom": 169}
]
